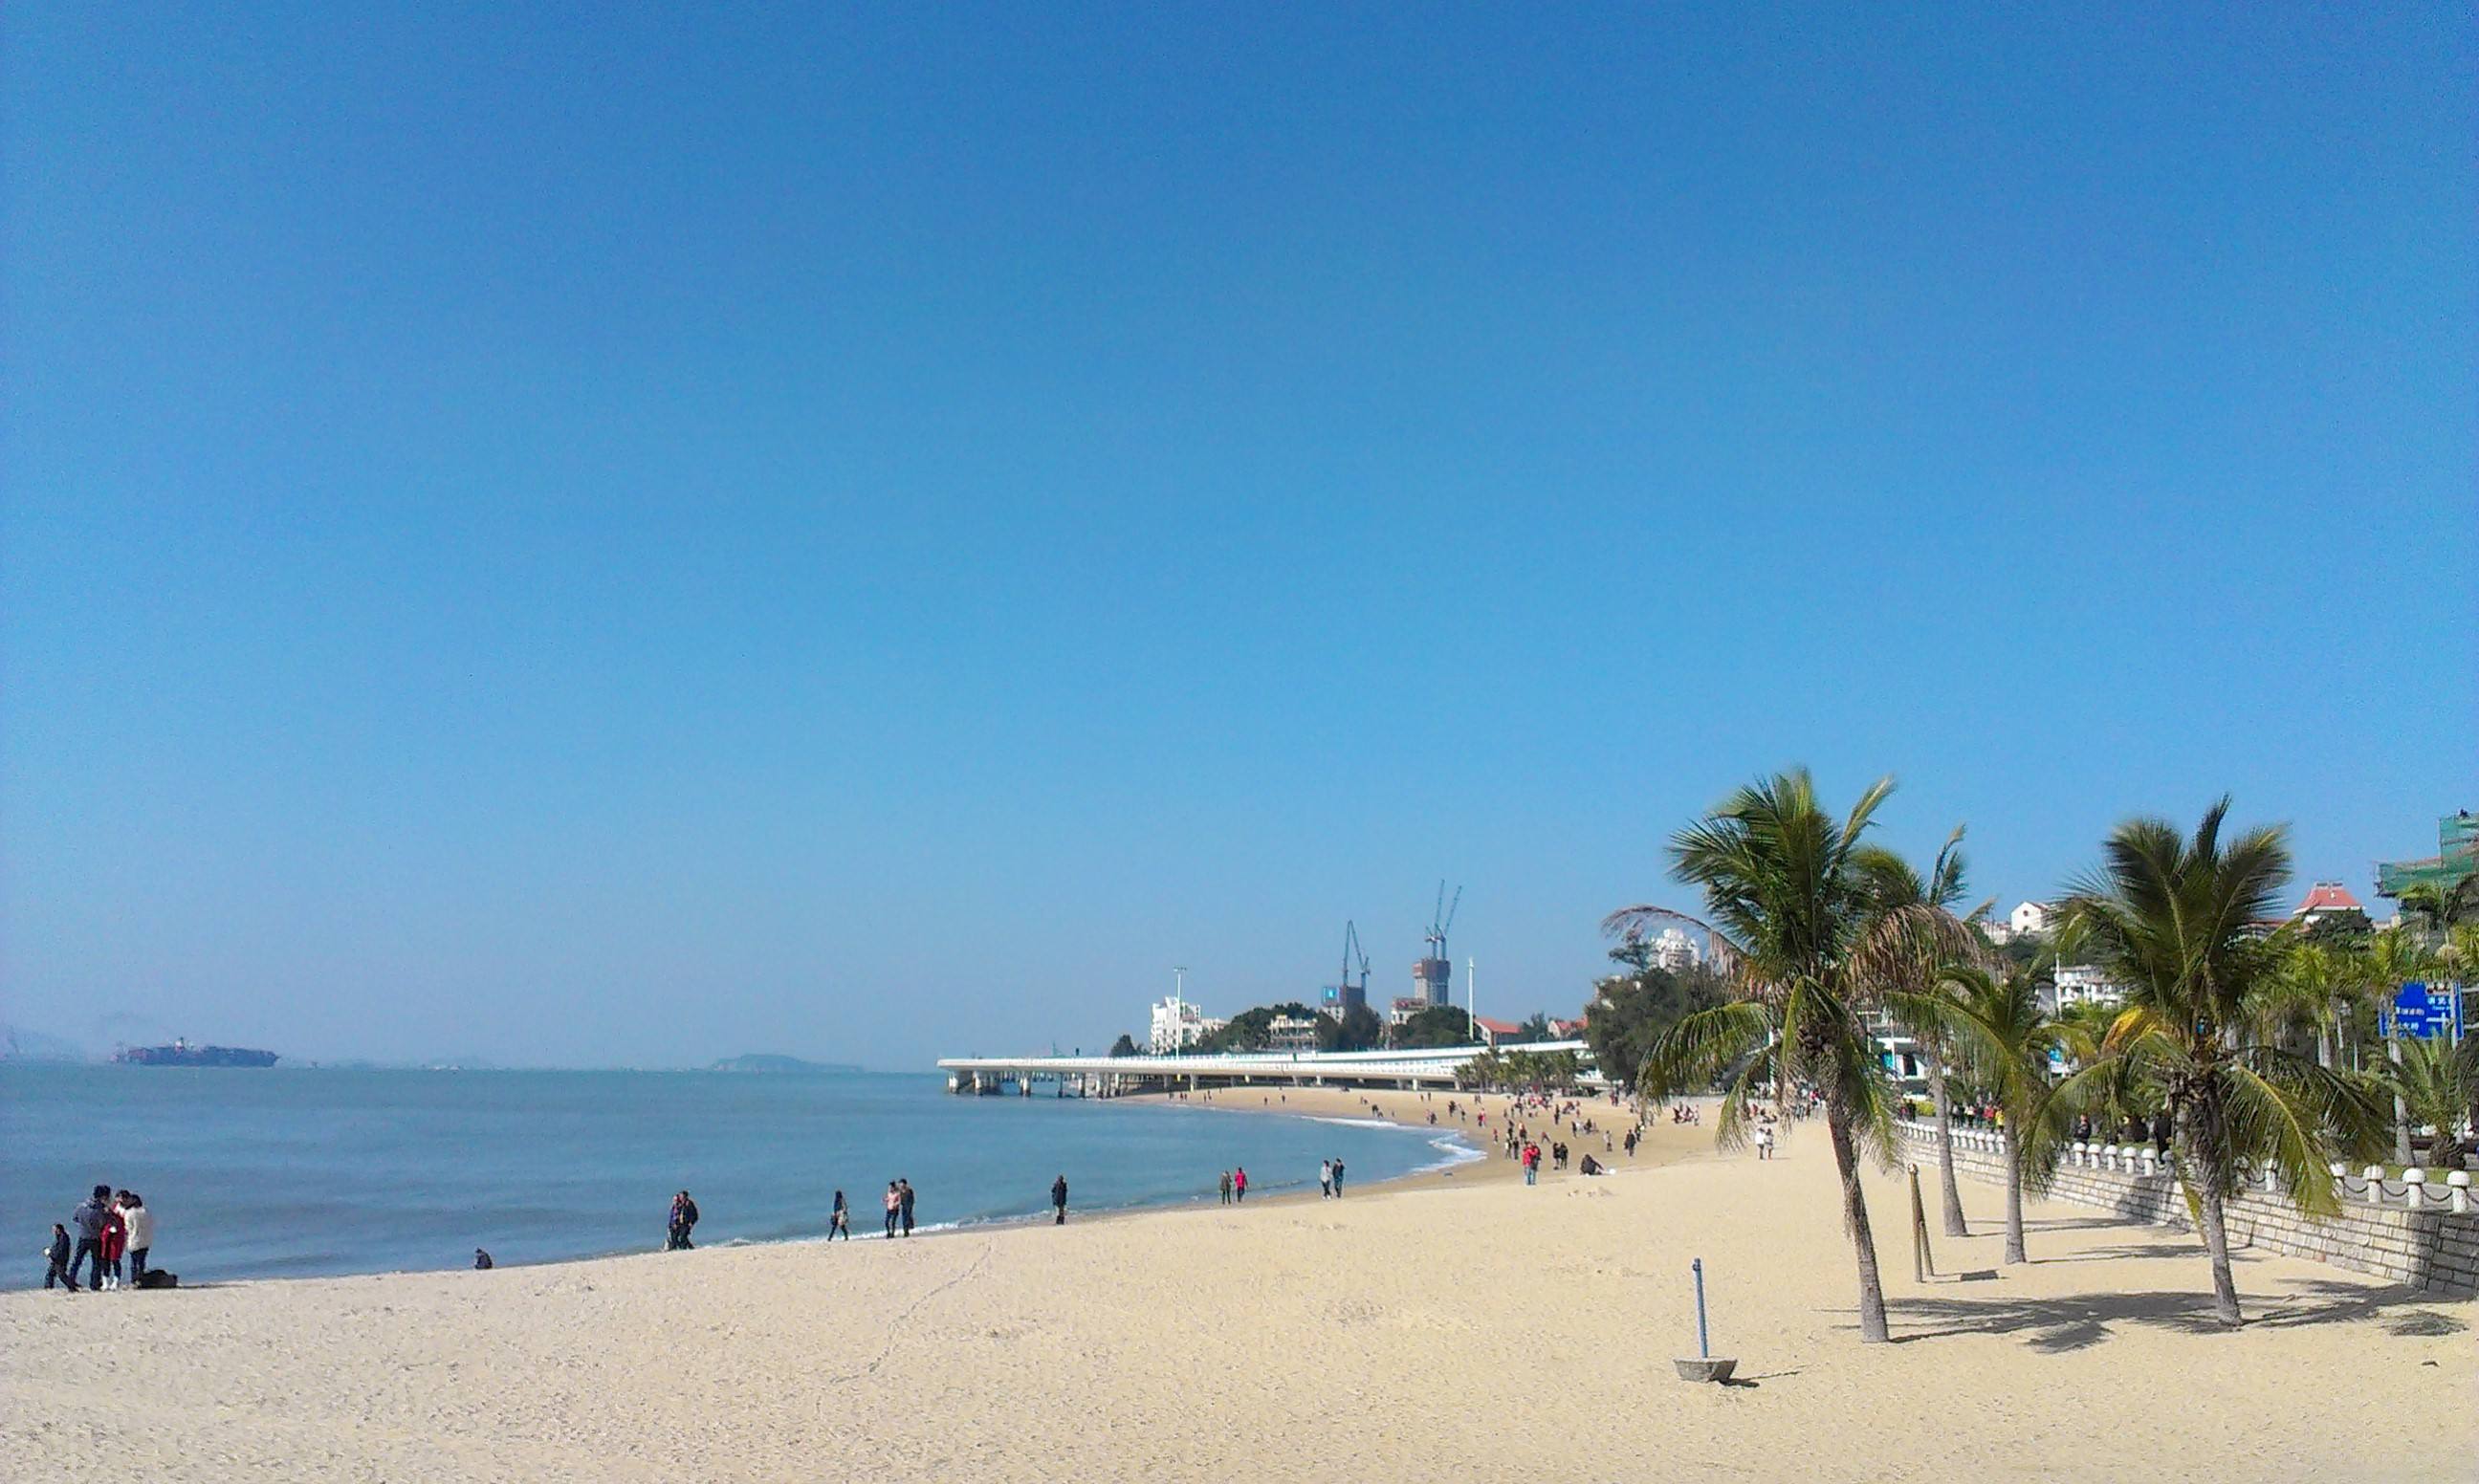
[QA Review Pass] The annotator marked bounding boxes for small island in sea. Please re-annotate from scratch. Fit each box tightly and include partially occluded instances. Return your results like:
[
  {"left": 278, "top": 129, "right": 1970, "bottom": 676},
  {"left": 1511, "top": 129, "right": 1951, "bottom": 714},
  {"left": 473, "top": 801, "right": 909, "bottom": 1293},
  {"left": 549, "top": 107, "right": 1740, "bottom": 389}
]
[{"left": 707, "top": 1054, "right": 863, "bottom": 1075}]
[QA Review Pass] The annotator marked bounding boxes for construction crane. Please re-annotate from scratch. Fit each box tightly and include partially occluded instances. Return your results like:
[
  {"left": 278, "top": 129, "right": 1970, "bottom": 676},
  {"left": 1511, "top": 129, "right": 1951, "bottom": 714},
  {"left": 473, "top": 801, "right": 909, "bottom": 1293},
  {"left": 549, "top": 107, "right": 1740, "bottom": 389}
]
[
  {"left": 1328, "top": 921, "right": 1373, "bottom": 1014},
  {"left": 1415, "top": 882, "right": 1462, "bottom": 1008}
]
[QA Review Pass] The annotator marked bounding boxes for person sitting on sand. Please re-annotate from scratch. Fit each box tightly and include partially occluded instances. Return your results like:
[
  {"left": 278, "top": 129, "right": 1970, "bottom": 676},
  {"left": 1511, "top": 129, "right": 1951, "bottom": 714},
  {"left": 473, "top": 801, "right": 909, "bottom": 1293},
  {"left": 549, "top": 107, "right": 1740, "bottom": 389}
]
[
  {"left": 1579, "top": 1154, "right": 1605, "bottom": 1176},
  {"left": 473, "top": 1249, "right": 494, "bottom": 1270}
]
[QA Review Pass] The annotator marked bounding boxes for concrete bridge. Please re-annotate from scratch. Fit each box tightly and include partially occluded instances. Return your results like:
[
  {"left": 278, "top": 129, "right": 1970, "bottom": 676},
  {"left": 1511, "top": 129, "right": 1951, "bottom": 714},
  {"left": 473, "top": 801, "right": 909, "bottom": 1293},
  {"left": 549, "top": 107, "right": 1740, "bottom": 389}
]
[{"left": 935, "top": 1041, "right": 1595, "bottom": 1096}]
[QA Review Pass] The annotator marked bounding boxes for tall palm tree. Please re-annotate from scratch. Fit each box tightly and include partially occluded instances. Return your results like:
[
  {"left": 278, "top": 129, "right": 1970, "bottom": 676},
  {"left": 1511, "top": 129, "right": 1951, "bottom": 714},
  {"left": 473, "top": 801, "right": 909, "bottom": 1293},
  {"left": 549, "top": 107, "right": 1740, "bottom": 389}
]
[
  {"left": 1610, "top": 770, "right": 1979, "bottom": 1344},
  {"left": 1894, "top": 962, "right": 2072, "bottom": 1264},
  {"left": 1854, "top": 827, "right": 1989, "bottom": 1239},
  {"left": 2053, "top": 800, "right": 2388, "bottom": 1326},
  {"left": 2256, "top": 940, "right": 2348, "bottom": 1069}
]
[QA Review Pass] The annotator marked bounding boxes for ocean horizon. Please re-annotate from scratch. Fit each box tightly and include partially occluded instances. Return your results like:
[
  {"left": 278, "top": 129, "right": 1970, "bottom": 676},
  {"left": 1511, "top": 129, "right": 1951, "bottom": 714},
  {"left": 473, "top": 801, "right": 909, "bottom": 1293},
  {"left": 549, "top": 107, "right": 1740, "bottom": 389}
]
[{"left": 3, "top": 1064, "right": 1477, "bottom": 1288}]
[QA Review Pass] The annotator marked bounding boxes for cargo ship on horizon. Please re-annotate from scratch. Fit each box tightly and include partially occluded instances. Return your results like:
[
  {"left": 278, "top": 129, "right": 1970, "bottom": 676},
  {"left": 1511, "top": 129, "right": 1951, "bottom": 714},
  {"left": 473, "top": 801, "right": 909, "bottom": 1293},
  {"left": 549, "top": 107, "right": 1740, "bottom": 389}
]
[{"left": 114, "top": 1037, "right": 281, "bottom": 1068}]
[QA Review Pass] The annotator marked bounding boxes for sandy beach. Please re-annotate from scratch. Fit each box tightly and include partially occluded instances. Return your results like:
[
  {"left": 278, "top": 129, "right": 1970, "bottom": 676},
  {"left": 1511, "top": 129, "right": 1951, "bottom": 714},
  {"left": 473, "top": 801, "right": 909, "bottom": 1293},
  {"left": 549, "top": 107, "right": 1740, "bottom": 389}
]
[{"left": 5, "top": 1092, "right": 2470, "bottom": 1483}]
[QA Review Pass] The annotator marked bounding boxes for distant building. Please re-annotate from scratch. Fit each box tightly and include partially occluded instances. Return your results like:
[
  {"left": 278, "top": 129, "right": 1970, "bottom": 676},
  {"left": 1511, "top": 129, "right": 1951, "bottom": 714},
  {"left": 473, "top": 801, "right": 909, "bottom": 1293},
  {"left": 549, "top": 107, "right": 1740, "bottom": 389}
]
[
  {"left": 1548, "top": 1017, "right": 1586, "bottom": 1039},
  {"left": 1649, "top": 928, "right": 1701, "bottom": 973},
  {"left": 1318, "top": 982, "right": 1367, "bottom": 1018},
  {"left": 2046, "top": 964, "right": 2127, "bottom": 1015},
  {"left": 1149, "top": 996, "right": 1225, "bottom": 1054},
  {"left": 1388, "top": 996, "right": 1431, "bottom": 1027},
  {"left": 1414, "top": 956, "right": 1454, "bottom": 1008},
  {"left": 2008, "top": 902, "right": 2055, "bottom": 938},
  {"left": 2293, "top": 882, "right": 2365, "bottom": 928},
  {"left": 2376, "top": 812, "right": 2477, "bottom": 905},
  {"left": 1472, "top": 1015, "right": 1525, "bottom": 1048},
  {"left": 1265, "top": 1015, "right": 1323, "bottom": 1054}
]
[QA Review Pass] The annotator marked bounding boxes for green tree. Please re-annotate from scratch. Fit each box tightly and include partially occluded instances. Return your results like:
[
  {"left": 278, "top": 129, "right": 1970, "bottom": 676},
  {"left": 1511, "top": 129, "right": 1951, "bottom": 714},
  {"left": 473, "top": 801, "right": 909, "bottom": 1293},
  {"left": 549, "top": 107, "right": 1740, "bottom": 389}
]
[
  {"left": 1332, "top": 1003, "right": 1386, "bottom": 1053},
  {"left": 1854, "top": 824, "right": 1990, "bottom": 1240},
  {"left": 2054, "top": 800, "right": 2387, "bottom": 1326},
  {"left": 1518, "top": 1012, "right": 1554, "bottom": 1041},
  {"left": 1582, "top": 955, "right": 1728, "bottom": 1094},
  {"left": 2383, "top": 1036, "right": 2478, "bottom": 1169},
  {"left": 1614, "top": 769, "right": 1967, "bottom": 1343},
  {"left": 2359, "top": 929, "right": 2441, "bottom": 1163},
  {"left": 1898, "top": 962, "right": 2073, "bottom": 1264},
  {"left": 1393, "top": 1003, "right": 1480, "bottom": 1049},
  {"left": 1107, "top": 1033, "right": 1140, "bottom": 1058}
]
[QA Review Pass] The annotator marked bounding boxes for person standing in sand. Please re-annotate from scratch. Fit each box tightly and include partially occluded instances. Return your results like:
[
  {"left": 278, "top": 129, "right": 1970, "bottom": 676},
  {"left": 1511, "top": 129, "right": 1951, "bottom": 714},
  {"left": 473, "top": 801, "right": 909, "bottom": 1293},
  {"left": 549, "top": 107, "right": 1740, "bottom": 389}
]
[
  {"left": 829, "top": 1190, "right": 849, "bottom": 1240},
  {"left": 899, "top": 1179, "right": 916, "bottom": 1236},
  {"left": 1330, "top": 1160, "right": 1345, "bottom": 1197},
  {"left": 1051, "top": 1175, "right": 1068, "bottom": 1224},
  {"left": 1218, "top": 1170, "right": 1233, "bottom": 1205},
  {"left": 1319, "top": 1160, "right": 1333, "bottom": 1198},
  {"left": 883, "top": 1182, "right": 900, "bottom": 1237},
  {"left": 121, "top": 1192, "right": 153, "bottom": 1288},
  {"left": 1233, "top": 1167, "right": 1248, "bottom": 1202},
  {"left": 667, "top": 1190, "right": 699, "bottom": 1250}
]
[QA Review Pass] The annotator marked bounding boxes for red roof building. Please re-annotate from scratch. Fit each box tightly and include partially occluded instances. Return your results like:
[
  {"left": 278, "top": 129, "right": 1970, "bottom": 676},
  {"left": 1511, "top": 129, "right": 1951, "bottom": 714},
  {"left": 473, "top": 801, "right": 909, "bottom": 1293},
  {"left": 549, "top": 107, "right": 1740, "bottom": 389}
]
[{"left": 2293, "top": 883, "right": 2364, "bottom": 921}]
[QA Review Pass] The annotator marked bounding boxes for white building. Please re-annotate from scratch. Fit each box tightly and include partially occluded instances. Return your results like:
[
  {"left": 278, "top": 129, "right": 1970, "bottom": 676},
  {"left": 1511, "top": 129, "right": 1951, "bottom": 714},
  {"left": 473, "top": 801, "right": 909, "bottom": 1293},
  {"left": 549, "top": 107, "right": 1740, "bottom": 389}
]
[
  {"left": 1650, "top": 928, "right": 1702, "bottom": 973},
  {"left": 1149, "top": 996, "right": 1226, "bottom": 1054},
  {"left": 1265, "top": 1015, "right": 1323, "bottom": 1054},
  {"left": 2047, "top": 963, "right": 2127, "bottom": 1014},
  {"left": 2008, "top": 901, "right": 2055, "bottom": 938}
]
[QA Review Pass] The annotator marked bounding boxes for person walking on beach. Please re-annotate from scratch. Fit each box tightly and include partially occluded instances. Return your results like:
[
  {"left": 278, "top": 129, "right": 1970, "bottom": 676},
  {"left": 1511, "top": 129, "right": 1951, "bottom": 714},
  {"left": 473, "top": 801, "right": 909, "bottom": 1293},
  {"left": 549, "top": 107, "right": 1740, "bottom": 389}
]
[
  {"left": 1319, "top": 1160, "right": 1333, "bottom": 1198},
  {"left": 1233, "top": 1167, "right": 1248, "bottom": 1203},
  {"left": 1051, "top": 1175, "right": 1069, "bottom": 1225},
  {"left": 43, "top": 1224, "right": 73, "bottom": 1293},
  {"left": 1330, "top": 1159, "right": 1345, "bottom": 1197},
  {"left": 898, "top": 1179, "right": 916, "bottom": 1236},
  {"left": 1754, "top": 1123, "right": 1774, "bottom": 1161},
  {"left": 829, "top": 1190, "right": 850, "bottom": 1240},
  {"left": 666, "top": 1190, "right": 700, "bottom": 1250},
  {"left": 883, "top": 1182, "right": 901, "bottom": 1237},
  {"left": 1521, "top": 1143, "right": 1539, "bottom": 1185},
  {"left": 1218, "top": 1170, "right": 1233, "bottom": 1206},
  {"left": 67, "top": 1185, "right": 110, "bottom": 1291},
  {"left": 121, "top": 1192, "right": 153, "bottom": 1288}
]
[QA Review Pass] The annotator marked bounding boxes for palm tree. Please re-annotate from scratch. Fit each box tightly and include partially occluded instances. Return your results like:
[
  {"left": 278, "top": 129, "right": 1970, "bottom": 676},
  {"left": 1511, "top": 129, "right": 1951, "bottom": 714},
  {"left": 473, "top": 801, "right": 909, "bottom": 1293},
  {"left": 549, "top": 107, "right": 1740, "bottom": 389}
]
[
  {"left": 1854, "top": 826, "right": 1990, "bottom": 1239},
  {"left": 1895, "top": 962, "right": 2072, "bottom": 1264},
  {"left": 2361, "top": 928, "right": 2441, "bottom": 1163},
  {"left": 2053, "top": 800, "right": 2388, "bottom": 1326},
  {"left": 1609, "top": 770, "right": 1978, "bottom": 1344},
  {"left": 2384, "top": 1036, "right": 2478, "bottom": 1170},
  {"left": 2255, "top": 940, "right": 2348, "bottom": 1069}
]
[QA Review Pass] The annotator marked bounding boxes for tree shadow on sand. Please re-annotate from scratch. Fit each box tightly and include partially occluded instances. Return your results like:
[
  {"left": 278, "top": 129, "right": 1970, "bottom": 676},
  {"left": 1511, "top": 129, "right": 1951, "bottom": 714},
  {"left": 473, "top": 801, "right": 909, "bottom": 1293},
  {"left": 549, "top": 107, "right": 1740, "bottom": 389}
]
[{"left": 1832, "top": 1277, "right": 2468, "bottom": 1353}]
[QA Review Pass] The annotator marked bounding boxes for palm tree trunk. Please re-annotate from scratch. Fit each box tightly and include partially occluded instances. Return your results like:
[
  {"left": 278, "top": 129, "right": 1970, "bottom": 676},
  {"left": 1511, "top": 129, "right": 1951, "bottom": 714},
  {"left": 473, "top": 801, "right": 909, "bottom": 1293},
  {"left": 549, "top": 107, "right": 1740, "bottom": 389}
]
[
  {"left": 2389, "top": 1036, "right": 2412, "bottom": 1165},
  {"left": 1927, "top": 1053, "right": 1968, "bottom": 1237},
  {"left": 1826, "top": 1097, "right": 1891, "bottom": 1343},
  {"left": 2174, "top": 1094, "right": 2243, "bottom": 1327},
  {"left": 2001, "top": 1122, "right": 2026, "bottom": 1264}
]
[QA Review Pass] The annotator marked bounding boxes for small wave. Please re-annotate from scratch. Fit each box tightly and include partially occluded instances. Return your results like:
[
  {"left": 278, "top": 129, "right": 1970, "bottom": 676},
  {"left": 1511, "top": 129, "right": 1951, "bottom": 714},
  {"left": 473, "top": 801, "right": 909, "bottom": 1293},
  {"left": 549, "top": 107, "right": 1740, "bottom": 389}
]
[{"left": 1302, "top": 1115, "right": 1403, "bottom": 1130}]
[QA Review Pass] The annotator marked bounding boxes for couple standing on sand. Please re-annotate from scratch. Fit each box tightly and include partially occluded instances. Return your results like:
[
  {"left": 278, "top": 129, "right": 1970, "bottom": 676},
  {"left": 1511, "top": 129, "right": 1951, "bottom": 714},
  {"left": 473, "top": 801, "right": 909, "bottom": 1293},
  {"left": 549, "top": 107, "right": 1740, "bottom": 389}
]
[
  {"left": 882, "top": 1179, "right": 916, "bottom": 1237},
  {"left": 1217, "top": 1167, "right": 1249, "bottom": 1204},
  {"left": 1317, "top": 1159, "right": 1348, "bottom": 1198}
]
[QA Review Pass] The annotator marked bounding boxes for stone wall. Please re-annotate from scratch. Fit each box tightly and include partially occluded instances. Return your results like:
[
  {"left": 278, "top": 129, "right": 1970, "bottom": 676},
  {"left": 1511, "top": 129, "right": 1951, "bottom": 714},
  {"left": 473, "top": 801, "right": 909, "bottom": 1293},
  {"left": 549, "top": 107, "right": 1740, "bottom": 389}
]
[{"left": 1895, "top": 1121, "right": 2479, "bottom": 1299}]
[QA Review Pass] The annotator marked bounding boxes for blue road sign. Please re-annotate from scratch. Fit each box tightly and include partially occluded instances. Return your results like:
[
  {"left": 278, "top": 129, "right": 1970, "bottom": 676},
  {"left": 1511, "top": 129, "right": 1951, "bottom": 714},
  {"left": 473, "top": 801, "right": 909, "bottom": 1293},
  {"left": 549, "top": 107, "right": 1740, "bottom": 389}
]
[{"left": 2391, "top": 982, "right": 2463, "bottom": 1039}]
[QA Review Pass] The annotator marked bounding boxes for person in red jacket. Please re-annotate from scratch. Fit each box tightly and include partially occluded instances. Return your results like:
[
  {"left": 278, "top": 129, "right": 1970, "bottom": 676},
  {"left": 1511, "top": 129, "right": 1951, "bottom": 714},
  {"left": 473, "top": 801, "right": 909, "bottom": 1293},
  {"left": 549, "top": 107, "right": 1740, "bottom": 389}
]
[
  {"left": 1232, "top": 1167, "right": 1248, "bottom": 1203},
  {"left": 99, "top": 1201, "right": 128, "bottom": 1291}
]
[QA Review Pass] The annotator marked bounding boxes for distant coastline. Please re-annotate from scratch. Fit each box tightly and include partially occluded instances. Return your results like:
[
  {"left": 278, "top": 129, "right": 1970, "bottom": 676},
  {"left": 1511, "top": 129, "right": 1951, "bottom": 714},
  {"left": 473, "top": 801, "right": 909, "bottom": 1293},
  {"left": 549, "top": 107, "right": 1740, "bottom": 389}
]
[{"left": 706, "top": 1054, "right": 866, "bottom": 1075}]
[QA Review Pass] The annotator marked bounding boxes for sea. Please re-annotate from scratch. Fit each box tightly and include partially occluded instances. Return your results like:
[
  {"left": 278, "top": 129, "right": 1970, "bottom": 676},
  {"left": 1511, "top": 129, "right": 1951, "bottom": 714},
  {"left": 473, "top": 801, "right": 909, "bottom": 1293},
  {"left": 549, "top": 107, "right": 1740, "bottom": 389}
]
[{"left": 0, "top": 1064, "right": 1477, "bottom": 1288}]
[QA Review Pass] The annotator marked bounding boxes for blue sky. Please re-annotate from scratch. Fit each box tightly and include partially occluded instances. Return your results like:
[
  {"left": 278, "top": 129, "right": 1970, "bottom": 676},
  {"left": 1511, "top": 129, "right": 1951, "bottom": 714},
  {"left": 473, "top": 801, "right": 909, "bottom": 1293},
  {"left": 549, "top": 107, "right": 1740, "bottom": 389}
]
[{"left": 5, "top": 6, "right": 2471, "bottom": 1067}]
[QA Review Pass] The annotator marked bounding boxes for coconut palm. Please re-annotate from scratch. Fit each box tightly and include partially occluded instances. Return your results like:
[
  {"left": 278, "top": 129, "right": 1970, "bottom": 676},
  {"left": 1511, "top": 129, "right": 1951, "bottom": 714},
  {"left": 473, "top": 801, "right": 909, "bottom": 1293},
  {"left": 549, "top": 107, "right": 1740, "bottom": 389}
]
[
  {"left": 1893, "top": 962, "right": 2073, "bottom": 1264},
  {"left": 2384, "top": 1036, "right": 2478, "bottom": 1170},
  {"left": 2255, "top": 940, "right": 2349, "bottom": 1069},
  {"left": 2053, "top": 800, "right": 2389, "bottom": 1326},
  {"left": 1609, "top": 770, "right": 1979, "bottom": 1344},
  {"left": 1854, "top": 827, "right": 1990, "bottom": 1238}
]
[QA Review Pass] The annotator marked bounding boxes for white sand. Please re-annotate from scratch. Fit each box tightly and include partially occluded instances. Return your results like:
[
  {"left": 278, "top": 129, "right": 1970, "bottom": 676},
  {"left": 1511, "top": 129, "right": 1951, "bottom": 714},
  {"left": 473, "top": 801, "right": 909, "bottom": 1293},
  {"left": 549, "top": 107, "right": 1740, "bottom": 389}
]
[{"left": 5, "top": 1092, "right": 2470, "bottom": 1482}]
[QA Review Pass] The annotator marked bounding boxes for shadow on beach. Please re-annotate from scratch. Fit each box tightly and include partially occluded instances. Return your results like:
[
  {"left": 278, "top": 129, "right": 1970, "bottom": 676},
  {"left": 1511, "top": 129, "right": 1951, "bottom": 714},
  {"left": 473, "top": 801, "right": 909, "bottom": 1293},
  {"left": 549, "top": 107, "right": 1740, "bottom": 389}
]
[{"left": 1860, "top": 1277, "right": 2469, "bottom": 1353}]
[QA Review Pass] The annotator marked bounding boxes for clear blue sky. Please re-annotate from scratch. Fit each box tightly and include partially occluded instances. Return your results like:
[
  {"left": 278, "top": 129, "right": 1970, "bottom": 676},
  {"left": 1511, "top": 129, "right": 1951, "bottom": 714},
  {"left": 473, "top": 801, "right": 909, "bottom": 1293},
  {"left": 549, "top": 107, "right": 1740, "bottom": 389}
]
[{"left": 5, "top": 6, "right": 2471, "bottom": 1067}]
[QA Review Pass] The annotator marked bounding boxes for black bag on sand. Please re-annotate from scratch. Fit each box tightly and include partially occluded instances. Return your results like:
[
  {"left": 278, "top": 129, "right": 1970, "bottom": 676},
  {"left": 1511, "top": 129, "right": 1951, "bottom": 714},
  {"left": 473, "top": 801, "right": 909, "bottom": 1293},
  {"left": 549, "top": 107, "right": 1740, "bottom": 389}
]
[{"left": 137, "top": 1270, "right": 178, "bottom": 1289}]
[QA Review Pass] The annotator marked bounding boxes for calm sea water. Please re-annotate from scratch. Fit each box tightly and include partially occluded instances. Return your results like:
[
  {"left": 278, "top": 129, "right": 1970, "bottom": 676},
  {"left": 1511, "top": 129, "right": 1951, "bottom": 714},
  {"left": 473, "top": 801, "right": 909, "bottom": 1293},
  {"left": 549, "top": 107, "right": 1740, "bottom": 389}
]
[{"left": 1, "top": 1065, "right": 1474, "bottom": 1287}]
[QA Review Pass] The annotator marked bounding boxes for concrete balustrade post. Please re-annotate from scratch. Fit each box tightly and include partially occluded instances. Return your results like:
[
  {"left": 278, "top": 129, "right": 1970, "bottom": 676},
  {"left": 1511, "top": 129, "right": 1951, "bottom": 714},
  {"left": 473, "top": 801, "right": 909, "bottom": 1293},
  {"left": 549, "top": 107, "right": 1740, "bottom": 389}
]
[
  {"left": 2447, "top": 1171, "right": 2471, "bottom": 1215},
  {"left": 2403, "top": 1169, "right": 2425, "bottom": 1210}
]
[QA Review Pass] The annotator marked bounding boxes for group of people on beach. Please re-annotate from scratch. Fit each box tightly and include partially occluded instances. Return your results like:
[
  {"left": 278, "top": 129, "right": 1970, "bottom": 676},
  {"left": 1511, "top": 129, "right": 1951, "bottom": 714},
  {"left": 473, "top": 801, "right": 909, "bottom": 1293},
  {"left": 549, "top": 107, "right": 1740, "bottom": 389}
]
[
  {"left": 43, "top": 1184, "right": 157, "bottom": 1293},
  {"left": 1317, "top": 1158, "right": 1348, "bottom": 1197},
  {"left": 1217, "top": 1167, "right": 1249, "bottom": 1203}
]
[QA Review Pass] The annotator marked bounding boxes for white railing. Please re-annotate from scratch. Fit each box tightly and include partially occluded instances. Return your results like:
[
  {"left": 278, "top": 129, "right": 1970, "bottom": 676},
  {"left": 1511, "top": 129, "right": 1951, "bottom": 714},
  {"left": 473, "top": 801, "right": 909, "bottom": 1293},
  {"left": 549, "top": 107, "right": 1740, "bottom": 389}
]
[{"left": 1894, "top": 1120, "right": 2474, "bottom": 1216}]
